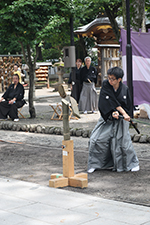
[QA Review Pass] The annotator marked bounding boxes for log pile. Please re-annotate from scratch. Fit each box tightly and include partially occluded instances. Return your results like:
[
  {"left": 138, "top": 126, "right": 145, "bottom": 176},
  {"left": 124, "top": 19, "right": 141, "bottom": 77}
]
[
  {"left": 35, "top": 65, "right": 49, "bottom": 88},
  {"left": 0, "top": 56, "right": 22, "bottom": 92}
]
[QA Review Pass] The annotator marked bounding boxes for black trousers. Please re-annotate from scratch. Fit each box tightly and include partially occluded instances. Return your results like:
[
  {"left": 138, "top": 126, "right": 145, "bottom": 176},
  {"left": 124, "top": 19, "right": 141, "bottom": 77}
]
[
  {"left": 71, "top": 80, "right": 82, "bottom": 103},
  {"left": 0, "top": 100, "right": 24, "bottom": 120}
]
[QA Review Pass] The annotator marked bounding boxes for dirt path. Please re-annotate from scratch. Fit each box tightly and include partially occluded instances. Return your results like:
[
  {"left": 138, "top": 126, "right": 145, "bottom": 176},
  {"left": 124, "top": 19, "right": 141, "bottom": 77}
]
[{"left": 0, "top": 131, "right": 150, "bottom": 207}]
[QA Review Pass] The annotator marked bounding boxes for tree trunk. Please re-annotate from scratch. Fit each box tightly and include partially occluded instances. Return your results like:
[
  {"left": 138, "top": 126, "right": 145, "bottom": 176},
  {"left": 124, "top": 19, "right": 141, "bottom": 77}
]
[
  {"left": 78, "top": 37, "right": 88, "bottom": 60},
  {"left": 28, "top": 66, "right": 36, "bottom": 118},
  {"left": 103, "top": 3, "right": 120, "bottom": 42},
  {"left": 37, "top": 46, "right": 43, "bottom": 61},
  {"left": 19, "top": 42, "right": 39, "bottom": 118},
  {"left": 27, "top": 44, "right": 36, "bottom": 118},
  {"left": 62, "top": 99, "right": 70, "bottom": 141},
  {"left": 122, "top": 0, "right": 146, "bottom": 32}
]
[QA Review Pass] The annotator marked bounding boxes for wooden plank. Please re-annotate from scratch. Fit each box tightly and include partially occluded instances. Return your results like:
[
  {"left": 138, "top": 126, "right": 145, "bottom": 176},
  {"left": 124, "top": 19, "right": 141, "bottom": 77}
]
[
  {"left": 51, "top": 173, "right": 63, "bottom": 179},
  {"left": 74, "top": 173, "right": 88, "bottom": 179},
  {"left": 62, "top": 140, "right": 74, "bottom": 178},
  {"left": 69, "top": 177, "right": 88, "bottom": 188},
  {"left": 69, "top": 96, "right": 80, "bottom": 119},
  {"left": 49, "top": 177, "right": 68, "bottom": 188}
]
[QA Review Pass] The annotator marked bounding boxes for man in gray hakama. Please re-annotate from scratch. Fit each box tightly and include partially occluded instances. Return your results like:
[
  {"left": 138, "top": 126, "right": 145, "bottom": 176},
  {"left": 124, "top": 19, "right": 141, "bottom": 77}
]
[
  {"left": 88, "top": 67, "right": 139, "bottom": 173},
  {"left": 78, "top": 56, "right": 98, "bottom": 113}
]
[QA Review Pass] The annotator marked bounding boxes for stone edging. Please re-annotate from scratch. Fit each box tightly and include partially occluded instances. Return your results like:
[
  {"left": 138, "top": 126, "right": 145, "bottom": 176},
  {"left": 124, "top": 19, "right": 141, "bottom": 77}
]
[{"left": 0, "top": 121, "right": 150, "bottom": 143}]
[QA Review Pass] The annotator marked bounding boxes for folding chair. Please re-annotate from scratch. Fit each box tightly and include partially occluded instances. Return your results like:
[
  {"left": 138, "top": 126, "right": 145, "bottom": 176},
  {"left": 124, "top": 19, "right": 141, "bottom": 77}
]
[
  {"left": 18, "top": 106, "right": 25, "bottom": 118},
  {"left": 49, "top": 102, "right": 63, "bottom": 120},
  {"left": 17, "top": 100, "right": 27, "bottom": 119},
  {"left": 49, "top": 84, "right": 79, "bottom": 121},
  {"left": 49, "top": 102, "right": 78, "bottom": 121}
]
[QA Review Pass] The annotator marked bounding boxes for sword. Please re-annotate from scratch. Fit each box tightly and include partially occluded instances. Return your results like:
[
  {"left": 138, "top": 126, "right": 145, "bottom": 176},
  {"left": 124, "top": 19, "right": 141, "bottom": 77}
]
[
  {"left": 129, "top": 119, "right": 140, "bottom": 134},
  {"left": 119, "top": 115, "right": 140, "bottom": 134}
]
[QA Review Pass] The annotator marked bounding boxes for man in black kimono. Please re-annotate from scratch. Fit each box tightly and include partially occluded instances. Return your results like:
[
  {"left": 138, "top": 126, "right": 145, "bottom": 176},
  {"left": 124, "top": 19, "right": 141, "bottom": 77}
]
[
  {"left": 88, "top": 67, "right": 139, "bottom": 173},
  {"left": 0, "top": 74, "right": 25, "bottom": 121},
  {"left": 78, "top": 56, "right": 98, "bottom": 113},
  {"left": 68, "top": 58, "right": 82, "bottom": 103}
]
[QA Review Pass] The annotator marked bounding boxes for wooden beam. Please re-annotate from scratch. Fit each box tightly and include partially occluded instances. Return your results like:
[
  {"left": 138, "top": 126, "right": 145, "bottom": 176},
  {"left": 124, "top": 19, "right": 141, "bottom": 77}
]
[
  {"left": 62, "top": 140, "right": 74, "bottom": 178},
  {"left": 50, "top": 173, "right": 63, "bottom": 179},
  {"left": 69, "top": 177, "right": 88, "bottom": 188},
  {"left": 49, "top": 177, "right": 68, "bottom": 188},
  {"left": 74, "top": 173, "right": 88, "bottom": 179}
]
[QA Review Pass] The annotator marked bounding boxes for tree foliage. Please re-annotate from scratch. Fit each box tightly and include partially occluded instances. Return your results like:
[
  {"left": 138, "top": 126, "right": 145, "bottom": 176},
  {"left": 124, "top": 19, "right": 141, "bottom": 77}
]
[
  {"left": 0, "top": 0, "right": 149, "bottom": 65},
  {"left": 0, "top": 0, "right": 68, "bottom": 118}
]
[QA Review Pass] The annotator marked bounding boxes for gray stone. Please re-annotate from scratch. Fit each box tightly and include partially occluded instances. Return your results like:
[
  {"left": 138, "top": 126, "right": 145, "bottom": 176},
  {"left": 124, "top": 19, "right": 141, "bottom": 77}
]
[
  {"left": 60, "top": 128, "right": 63, "bottom": 135},
  {"left": 6, "top": 123, "right": 9, "bottom": 130},
  {"left": 12, "top": 124, "right": 17, "bottom": 131},
  {"left": 70, "top": 128, "right": 73, "bottom": 136},
  {"left": 45, "top": 127, "right": 50, "bottom": 134},
  {"left": 8, "top": 123, "right": 13, "bottom": 130},
  {"left": 37, "top": 125, "right": 42, "bottom": 133},
  {"left": 0, "top": 122, "right": 2, "bottom": 129},
  {"left": 70, "top": 128, "right": 76, "bottom": 136},
  {"left": 3, "top": 122, "right": 8, "bottom": 130},
  {"left": 21, "top": 124, "right": 27, "bottom": 131},
  {"left": 16, "top": 125, "right": 21, "bottom": 131},
  {"left": 139, "top": 135, "right": 147, "bottom": 143},
  {"left": 88, "top": 130, "right": 92, "bottom": 138},
  {"left": 29, "top": 125, "right": 36, "bottom": 132},
  {"left": 2, "top": 122, "right": 7, "bottom": 129},
  {"left": 29, "top": 126, "right": 33, "bottom": 132},
  {"left": 1, "top": 122, "right": 4, "bottom": 129},
  {"left": 147, "top": 136, "right": 150, "bottom": 143},
  {"left": 55, "top": 127, "right": 61, "bottom": 135},
  {"left": 41, "top": 126, "right": 45, "bottom": 133},
  {"left": 133, "top": 134, "right": 141, "bottom": 142},
  {"left": 49, "top": 127, "right": 55, "bottom": 134},
  {"left": 82, "top": 130, "right": 88, "bottom": 138},
  {"left": 76, "top": 129, "right": 82, "bottom": 137},
  {"left": 72, "top": 128, "right": 76, "bottom": 136},
  {"left": 26, "top": 125, "right": 30, "bottom": 132}
]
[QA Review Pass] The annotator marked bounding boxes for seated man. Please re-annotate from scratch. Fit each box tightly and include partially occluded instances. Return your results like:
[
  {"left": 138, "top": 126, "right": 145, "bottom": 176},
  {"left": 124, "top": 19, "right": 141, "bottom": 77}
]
[{"left": 0, "top": 74, "right": 25, "bottom": 121}]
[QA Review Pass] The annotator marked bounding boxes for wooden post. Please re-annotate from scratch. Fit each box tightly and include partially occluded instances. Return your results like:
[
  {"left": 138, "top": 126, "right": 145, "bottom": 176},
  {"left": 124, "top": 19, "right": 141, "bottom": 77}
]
[
  {"left": 101, "top": 48, "right": 105, "bottom": 82},
  {"left": 62, "top": 99, "right": 70, "bottom": 141},
  {"left": 62, "top": 140, "right": 74, "bottom": 177},
  {"left": 62, "top": 99, "right": 74, "bottom": 177},
  {"left": 49, "top": 98, "right": 88, "bottom": 189}
]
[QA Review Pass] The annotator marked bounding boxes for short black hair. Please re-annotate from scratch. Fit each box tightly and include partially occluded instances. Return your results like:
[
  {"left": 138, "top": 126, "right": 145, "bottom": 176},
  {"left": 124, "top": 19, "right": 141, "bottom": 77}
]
[
  {"left": 13, "top": 74, "right": 19, "bottom": 79},
  {"left": 14, "top": 63, "right": 19, "bottom": 67},
  {"left": 107, "top": 67, "right": 124, "bottom": 79}
]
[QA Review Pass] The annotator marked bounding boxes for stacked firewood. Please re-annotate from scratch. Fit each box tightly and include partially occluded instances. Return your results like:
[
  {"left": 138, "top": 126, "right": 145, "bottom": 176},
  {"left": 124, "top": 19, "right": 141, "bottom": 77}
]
[
  {"left": 0, "top": 56, "right": 22, "bottom": 91},
  {"left": 35, "top": 65, "right": 49, "bottom": 88}
]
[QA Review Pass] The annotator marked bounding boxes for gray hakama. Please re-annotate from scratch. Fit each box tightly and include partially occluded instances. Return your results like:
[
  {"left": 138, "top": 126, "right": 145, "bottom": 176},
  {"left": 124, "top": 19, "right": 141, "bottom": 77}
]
[
  {"left": 88, "top": 116, "right": 139, "bottom": 172},
  {"left": 78, "top": 82, "right": 98, "bottom": 112}
]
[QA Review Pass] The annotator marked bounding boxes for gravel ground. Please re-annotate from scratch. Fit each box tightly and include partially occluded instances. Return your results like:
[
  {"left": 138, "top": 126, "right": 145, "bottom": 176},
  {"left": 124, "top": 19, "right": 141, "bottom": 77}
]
[
  {"left": 1, "top": 90, "right": 150, "bottom": 207},
  {"left": 0, "top": 130, "right": 150, "bottom": 207}
]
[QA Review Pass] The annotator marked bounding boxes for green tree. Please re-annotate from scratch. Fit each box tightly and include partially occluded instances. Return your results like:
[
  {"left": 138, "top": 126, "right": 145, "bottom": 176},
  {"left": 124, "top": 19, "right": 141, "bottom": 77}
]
[
  {"left": 43, "top": 0, "right": 122, "bottom": 60},
  {"left": 122, "top": 0, "right": 146, "bottom": 32},
  {"left": 0, "top": 36, "right": 21, "bottom": 54},
  {"left": 0, "top": 0, "right": 66, "bottom": 118}
]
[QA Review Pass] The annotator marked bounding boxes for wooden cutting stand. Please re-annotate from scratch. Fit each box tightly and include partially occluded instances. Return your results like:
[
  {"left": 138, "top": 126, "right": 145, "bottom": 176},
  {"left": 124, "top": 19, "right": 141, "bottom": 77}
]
[{"left": 49, "top": 98, "right": 88, "bottom": 188}]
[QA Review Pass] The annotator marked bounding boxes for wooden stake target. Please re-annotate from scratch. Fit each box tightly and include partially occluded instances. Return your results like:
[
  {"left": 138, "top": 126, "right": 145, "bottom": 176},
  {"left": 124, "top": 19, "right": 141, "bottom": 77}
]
[{"left": 49, "top": 98, "right": 88, "bottom": 189}]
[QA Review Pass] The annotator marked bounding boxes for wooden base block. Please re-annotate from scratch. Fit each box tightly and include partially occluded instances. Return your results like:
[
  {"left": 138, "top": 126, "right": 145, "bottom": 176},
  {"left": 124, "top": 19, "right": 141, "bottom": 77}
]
[
  {"left": 74, "top": 173, "right": 88, "bottom": 179},
  {"left": 51, "top": 173, "right": 63, "bottom": 179},
  {"left": 69, "top": 177, "right": 88, "bottom": 188},
  {"left": 49, "top": 177, "right": 68, "bottom": 188},
  {"left": 62, "top": 140, "right": 74, "bottom": 178}
]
